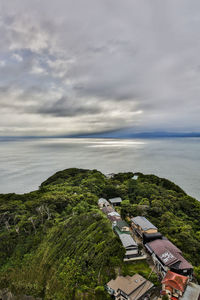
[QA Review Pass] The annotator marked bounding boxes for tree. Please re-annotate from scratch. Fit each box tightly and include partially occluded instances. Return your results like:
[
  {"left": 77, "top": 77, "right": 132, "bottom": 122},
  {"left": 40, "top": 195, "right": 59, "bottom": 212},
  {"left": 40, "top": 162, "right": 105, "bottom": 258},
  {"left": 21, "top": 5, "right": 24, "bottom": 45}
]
[{"left": 162, "top": 295, "right": 169, "bottom": 300}]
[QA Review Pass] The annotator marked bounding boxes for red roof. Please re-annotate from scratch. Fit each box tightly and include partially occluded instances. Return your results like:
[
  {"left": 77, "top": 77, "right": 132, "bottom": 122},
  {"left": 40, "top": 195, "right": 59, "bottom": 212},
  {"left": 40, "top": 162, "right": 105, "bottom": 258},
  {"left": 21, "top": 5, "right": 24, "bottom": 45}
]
[
  {"left": 162, "top": 271, "right": 188, "bottom": 293},
  {"left": 165, "top": 285, "right": 173, "bottom": 292}
]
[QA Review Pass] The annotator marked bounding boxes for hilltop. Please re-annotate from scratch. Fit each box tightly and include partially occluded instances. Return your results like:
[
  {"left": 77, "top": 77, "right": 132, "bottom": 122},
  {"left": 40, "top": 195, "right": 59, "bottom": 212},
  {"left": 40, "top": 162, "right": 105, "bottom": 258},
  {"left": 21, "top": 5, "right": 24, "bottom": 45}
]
[{"left": 0, "top": 168, "right": 200, "bottom": 299}]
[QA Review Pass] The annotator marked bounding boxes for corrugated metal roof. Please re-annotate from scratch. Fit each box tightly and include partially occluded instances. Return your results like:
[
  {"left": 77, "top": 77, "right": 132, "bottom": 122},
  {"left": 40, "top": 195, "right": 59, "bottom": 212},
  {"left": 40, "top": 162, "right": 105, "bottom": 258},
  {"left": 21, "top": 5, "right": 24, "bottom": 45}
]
[
  {"left": 119, "top": 233, "right": 138, "bottom": 248},
  {"left": 181, "top": 282, "right": 200, "bottom": 300},
  {"left": 109, "top": 197, "right": 122, "bottom": 203},
  {"left": 131, "top": 216, "right": 157, "bottom": 231}
]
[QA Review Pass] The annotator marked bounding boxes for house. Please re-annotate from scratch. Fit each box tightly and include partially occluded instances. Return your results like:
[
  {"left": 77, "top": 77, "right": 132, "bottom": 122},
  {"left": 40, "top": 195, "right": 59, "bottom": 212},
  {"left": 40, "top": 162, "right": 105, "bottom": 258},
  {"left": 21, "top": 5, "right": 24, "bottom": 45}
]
[
  {"left": 108, "top": 211, "right": 121, "bottom": 217},
  {"left": 181, "top": 282, "right": 200, "bottom": 300},
  {"left": 107, "top": 215, "right": 122, "bottom": 222},
  {"left": 113, "top": 220, "right": 131, "bottom": 235},
  {"left": 162, "top": 271, "right": 200, "bottom": 300},
  {"left": 161, "top": 270, "right": 188, "bottom": 299},
  {"left": 106, "top": 274, "right": 154, "bottom": 300},
  {"left": 132, "top": 175, "right": 139, "bottom": 180},
  {"left": 98, "top": 198, "right": 110, "bottom": 208},
  {"left": 109, "top": 197, "right": 122, "bottom": 206},
  {"left": 102, "top": 206, "right": 115, "bottom": 214},
  {"left": 131, "top": 216, "right": 158, "bottom": 237},
  {"left": 145, "top": 238, "right": 193, "bottom": 278},
  {"left": 142, "top": 232, "right": 163, "bottom": 244},
  {"left": 107, "top": 211, "right": 121, "bottom": 222},
  {"left": 119, "top": 234, "right": 139, "bottom": 258}
]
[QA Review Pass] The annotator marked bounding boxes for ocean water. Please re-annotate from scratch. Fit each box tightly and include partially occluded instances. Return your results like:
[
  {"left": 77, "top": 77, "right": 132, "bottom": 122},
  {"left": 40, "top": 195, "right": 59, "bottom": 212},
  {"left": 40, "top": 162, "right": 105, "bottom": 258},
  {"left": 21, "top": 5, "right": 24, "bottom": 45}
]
[{"left": 0, "top": 137, "right": 199, "bottom": 200}]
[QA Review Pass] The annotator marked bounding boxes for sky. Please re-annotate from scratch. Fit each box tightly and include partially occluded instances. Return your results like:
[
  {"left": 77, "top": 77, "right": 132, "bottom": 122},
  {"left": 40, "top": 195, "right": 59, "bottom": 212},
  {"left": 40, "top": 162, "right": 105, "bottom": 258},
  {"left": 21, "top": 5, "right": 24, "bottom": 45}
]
[{"left": 0, "top": 0, "right": 200, "bottom": 136}]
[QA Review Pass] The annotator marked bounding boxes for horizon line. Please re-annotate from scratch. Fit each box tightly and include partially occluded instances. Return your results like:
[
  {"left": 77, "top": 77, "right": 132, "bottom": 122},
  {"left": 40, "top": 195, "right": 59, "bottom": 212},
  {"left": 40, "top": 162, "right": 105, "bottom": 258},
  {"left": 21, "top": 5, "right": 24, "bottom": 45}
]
[{"left": 1, "top": 131, "right": 200, "bottom": 139}]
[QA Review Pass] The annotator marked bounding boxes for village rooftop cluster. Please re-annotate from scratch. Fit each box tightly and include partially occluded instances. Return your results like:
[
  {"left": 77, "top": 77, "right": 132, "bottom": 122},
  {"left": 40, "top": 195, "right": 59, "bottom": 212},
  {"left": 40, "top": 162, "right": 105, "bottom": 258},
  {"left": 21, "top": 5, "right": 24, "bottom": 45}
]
[{"left": 98, "top": 194, "right": 200, "bottom": 300}]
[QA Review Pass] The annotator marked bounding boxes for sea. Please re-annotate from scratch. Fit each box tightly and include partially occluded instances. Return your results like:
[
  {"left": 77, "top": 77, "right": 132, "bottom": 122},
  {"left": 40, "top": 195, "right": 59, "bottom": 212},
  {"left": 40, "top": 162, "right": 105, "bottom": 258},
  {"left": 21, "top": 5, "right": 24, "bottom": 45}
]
[{"left": 0, "top": 137, "right": 199, "bottom": 200}]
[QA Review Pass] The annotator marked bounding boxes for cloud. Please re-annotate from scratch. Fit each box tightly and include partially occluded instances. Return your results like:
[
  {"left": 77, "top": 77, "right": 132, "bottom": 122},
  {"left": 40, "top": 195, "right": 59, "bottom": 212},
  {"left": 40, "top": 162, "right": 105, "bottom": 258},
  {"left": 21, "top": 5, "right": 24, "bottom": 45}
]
[
  {"left": 12, "top": 53, "right": 23, "bottom": 62},
  {"left": 35, "top": 97, "right": 102, "bottom": 117},
  {"left": 0, "top": 0, "right": 200, "bottom": 136}
]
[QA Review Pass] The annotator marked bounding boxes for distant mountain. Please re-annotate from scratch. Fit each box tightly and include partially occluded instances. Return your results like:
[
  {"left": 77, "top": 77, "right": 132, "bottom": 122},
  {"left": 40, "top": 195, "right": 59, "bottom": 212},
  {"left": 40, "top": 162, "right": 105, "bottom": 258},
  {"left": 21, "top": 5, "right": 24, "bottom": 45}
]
[
  {"left": 68, "top": 130, "right": 200, "bottom": 139},
  {"left": 1, "top": 131, "right": 200, "bottom": 140}
]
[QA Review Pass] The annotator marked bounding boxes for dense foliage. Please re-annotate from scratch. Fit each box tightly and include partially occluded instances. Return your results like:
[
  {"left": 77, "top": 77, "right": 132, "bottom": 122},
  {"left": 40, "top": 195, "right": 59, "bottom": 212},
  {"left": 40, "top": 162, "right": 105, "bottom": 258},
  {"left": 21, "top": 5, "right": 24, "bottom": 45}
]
[{"left": 0, "top": 168, "right": 200, "bottom": 299}]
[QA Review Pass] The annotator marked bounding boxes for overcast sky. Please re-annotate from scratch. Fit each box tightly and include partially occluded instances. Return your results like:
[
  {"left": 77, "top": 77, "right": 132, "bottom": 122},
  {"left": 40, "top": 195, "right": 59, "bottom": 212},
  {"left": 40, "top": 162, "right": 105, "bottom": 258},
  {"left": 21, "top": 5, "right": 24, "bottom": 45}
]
[{"left": 0, "top": 0, "right": 200, "bottom": 136}]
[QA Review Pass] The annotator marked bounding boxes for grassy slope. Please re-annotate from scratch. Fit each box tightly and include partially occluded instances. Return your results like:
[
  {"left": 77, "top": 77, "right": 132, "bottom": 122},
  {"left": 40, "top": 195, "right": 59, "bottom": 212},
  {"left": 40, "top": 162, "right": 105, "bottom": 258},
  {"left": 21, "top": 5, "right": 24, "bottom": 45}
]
[{"left": 0, "top": 168, "right": 200, "bottom": 299}]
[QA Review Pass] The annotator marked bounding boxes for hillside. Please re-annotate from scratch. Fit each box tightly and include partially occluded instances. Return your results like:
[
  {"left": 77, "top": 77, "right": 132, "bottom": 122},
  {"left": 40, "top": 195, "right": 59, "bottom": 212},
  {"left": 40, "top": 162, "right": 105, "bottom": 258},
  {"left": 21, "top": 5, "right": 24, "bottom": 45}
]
[{"left": 0, "top": 168, "right": 200, "bottom": 299}]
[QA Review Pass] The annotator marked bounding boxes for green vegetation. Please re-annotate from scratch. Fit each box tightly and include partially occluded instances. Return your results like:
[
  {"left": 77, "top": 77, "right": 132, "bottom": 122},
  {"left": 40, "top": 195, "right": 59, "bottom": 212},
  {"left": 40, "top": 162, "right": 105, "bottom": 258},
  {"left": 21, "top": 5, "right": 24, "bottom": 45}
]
[
  {"left": 162, "top": 295, "right": 169, "bottom": 300},
  {"left": 121, "top": 261, "right": 159, "bottom": 286},
  {"left": 0, "top": 168, "right": 200, "bottom": 299}
]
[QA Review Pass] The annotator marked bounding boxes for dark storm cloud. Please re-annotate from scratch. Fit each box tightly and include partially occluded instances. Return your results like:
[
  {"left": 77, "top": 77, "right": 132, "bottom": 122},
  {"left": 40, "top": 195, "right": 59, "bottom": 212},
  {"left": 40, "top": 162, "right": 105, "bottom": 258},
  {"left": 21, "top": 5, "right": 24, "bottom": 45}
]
[
  {"left": 0, "top": 0, "right": 200, "bottom": 135},
  {"left": 36, "top": 97, "right": 102, "bottom": 117}
]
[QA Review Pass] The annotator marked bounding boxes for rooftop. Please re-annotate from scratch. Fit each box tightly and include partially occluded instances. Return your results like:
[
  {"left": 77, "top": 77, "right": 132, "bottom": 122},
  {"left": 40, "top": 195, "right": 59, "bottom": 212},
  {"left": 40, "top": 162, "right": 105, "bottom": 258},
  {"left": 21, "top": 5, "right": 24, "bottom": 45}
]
[
  {"left": 131, "top": 216, "right": 157, "bottom": 231},
  {"left": 108, "top": 211, "right": 120, "bottom": 217},
  {"left": 107, "top": 274, "right": 153, "bottom": 299},
  {"left": 109, "top": 197, "right": 122, "bottom": 204},
  {"left": 181, "top": 282, "right": 200, "bottom": 300},
  {"left": 114, "top": 226, "right": 130, "bottom": 237},
  {"left": 119, "top": 233, "right": 138, "bottom": 248},
  {"left": 115, "top": 220, "right": 129, "bottom": 230},
  {"left": 107, "top": 215, "right": 121, "bottom": 222},
  {"left": 101, "top": 206, "right": 115, "bottom": 214},
  {"left": 98, "top": 198, "right": 109, "bottom": 204},
  {"left": 162, "top": 271, "right": 188, "bottom": 293},
  {"left": 146, "top": 239, "right": 193, "bottom": 269}
]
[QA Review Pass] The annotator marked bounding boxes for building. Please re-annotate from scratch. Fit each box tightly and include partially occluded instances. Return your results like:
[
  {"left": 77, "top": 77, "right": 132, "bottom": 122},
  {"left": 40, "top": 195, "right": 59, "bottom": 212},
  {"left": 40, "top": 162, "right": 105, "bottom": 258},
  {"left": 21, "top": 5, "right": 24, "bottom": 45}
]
[
  {"left": 107, "top": 211, "right": 121, "bottom": 222},
  {"left": 109, "top": 197, "right": 122, "bottom": 206},
  {"left": 181, "top": 282, "right": 200, "bottom": 300},
  {"left": 161, "top": 270, "right": 188, "bottom": 299},
  {"left": 145, "top": 238, "right": 193, "bottom": 278},
  {"left": 106, "top": 274, "right": 154, "bottom": 300},
  {"left": 113, "top": 220, "right": 131, "bottom": 235},
  {"left": 107, "top": 215, "right": 122, "bottom": 222},
  {"left": 142, "top": 232, "right": 163, "bottom": 244},
  {"left": 119, "top": 234, "right": 139, "bottom": 259},
  {"left": 108, "top": 211, "right": 121, "bottom": 217},
  {"left": 98, "top": 198, "right": 110, "bottom": 208},
  {"left": 131, "top": 216, "right": 158, "bottom": 237},
  {"left": 132, "top": 175, "right": 139, "bottom": 180},
  {"left": 102, "top": 206, "right": 115, "bottom": 214}
]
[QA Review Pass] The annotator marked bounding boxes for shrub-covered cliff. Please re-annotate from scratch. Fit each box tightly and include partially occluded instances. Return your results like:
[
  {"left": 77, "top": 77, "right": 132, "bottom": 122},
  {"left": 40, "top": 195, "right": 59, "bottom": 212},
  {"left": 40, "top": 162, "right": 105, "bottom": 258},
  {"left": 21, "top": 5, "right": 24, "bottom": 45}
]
[{"left": 0, "top": 168, "right": 200, "bottom": 299}]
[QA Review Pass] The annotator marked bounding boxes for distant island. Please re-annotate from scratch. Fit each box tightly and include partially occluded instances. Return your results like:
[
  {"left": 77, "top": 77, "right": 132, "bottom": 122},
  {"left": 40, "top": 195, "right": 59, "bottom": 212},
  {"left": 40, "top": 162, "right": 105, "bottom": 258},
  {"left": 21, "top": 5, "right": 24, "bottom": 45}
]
[{"left": 0, "top": 168, "right": 200, "bottom": 299}]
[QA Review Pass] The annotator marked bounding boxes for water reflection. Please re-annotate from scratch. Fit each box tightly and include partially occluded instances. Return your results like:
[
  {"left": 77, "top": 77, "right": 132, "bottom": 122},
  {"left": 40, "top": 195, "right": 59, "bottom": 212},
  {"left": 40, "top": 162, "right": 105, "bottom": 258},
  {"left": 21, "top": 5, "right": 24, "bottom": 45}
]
[{"left": 0, "top": 138, "right": 199, "bottom": 200}]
